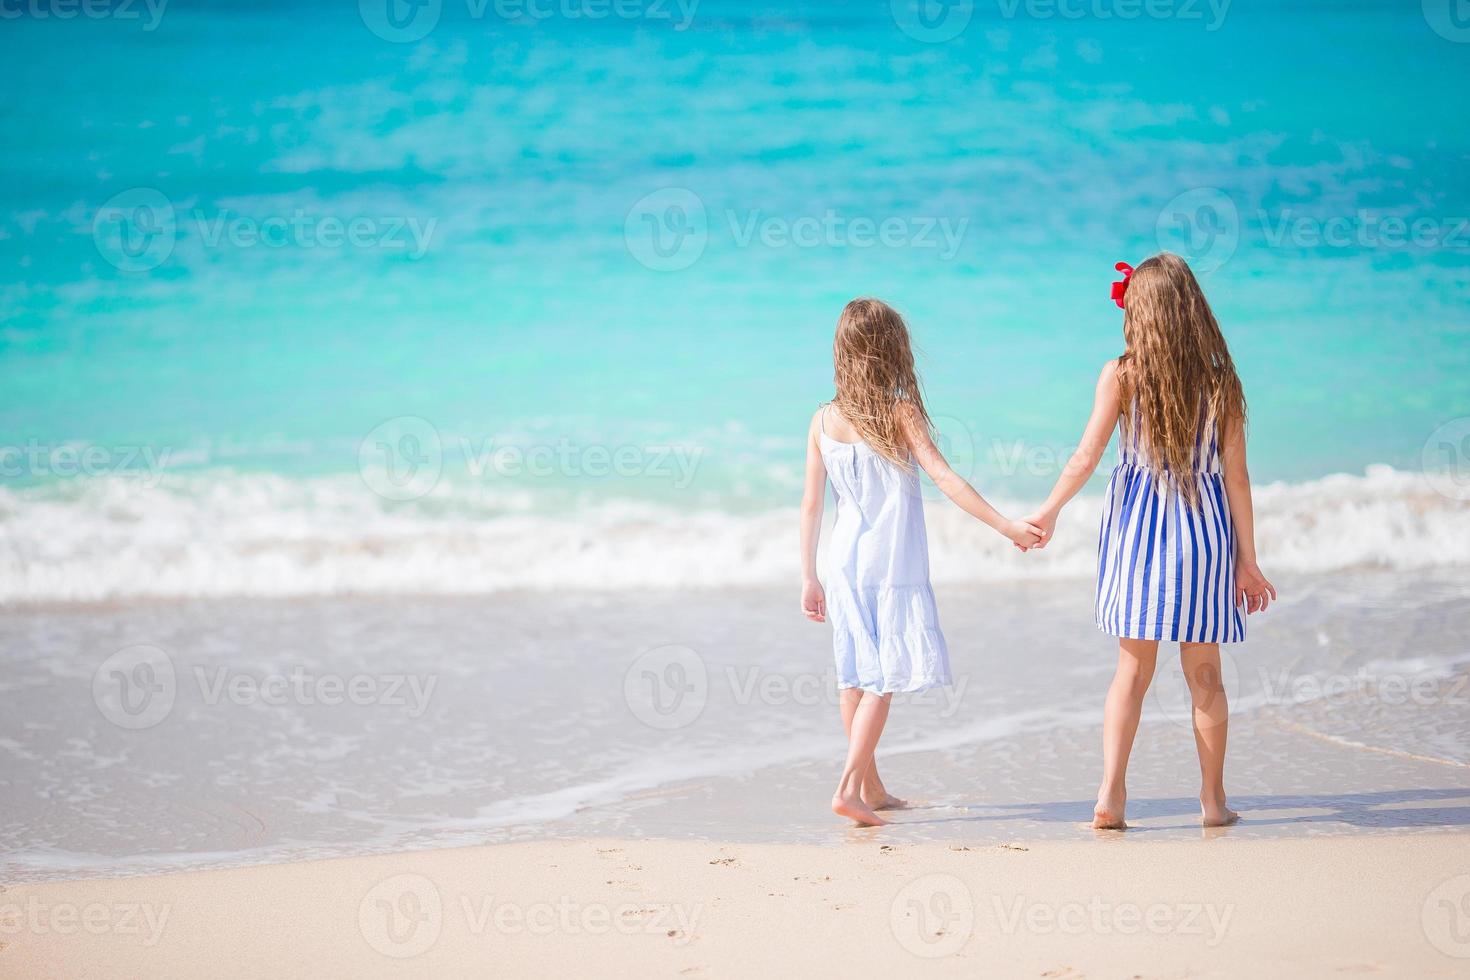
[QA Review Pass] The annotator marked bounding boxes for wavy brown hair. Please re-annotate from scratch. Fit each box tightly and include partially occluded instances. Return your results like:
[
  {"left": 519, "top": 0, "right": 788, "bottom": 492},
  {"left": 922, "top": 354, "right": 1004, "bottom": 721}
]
[
  {"left": 831, "top": 298, "right": 931, "bottom": 467},
  {"left": 1117, "top": 252, "right": 1246, "bottom": 504}
]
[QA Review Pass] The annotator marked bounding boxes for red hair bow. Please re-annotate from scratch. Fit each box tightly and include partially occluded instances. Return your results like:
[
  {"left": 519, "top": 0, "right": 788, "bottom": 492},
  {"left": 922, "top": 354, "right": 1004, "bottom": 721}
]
[{"left": 1110, "top": 261, "right": 1134, "bottom": 309}]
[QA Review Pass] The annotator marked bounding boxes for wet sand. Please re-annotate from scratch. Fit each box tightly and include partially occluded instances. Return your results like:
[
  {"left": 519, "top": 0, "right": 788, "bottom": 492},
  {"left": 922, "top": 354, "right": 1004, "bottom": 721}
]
[{"left": 3, "top": 571, "right": 1468, "bottom": 882}]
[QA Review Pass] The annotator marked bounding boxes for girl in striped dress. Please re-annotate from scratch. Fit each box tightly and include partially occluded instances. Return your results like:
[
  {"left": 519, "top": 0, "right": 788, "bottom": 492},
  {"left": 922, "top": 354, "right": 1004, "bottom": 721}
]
[{"left": 1023, "top": 253, "right": 1276, "bottom": 830}]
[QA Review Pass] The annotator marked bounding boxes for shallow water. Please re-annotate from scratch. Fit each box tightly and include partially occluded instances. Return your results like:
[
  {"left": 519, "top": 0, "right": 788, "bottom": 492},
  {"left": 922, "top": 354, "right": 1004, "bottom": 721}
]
[{"left": 4, "top": 570, "right": 1466, "bottom": 882}]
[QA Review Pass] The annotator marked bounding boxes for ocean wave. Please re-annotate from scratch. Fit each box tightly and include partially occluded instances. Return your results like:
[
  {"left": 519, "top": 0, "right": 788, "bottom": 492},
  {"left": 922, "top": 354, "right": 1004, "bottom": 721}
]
[{"left": 0, "top": 465, "right": 1466, "bottom": 603}]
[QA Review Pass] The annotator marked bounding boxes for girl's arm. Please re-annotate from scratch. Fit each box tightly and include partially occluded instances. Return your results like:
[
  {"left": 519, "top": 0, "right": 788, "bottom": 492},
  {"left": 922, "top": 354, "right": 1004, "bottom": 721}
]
[
  {"left": 1024, "top": 359, "right": 1122, "bottom": 547},
  {"left": 1220, "top": 411, "right": 1277, "bottom": 613},
  {"left": 799, "top": 409, "right": 828, "bottom": 622},
  {"left": 897, "top": 403, "right": 1044, "bottom": 549}
]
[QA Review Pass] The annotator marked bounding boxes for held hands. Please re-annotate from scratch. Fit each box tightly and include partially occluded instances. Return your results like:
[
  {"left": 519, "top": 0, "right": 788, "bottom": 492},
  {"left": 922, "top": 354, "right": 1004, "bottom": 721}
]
[
  {"left": 1016, "top": 509, "right": 1058, "bottom": 551},
  {"left": 1003, "top": 518, "right": 1047, "bottom": 551},
  {"left": 1235, "top": 559, "right": 1277, "bottom": 614},
  {"left": 801, "top": 578, "right": 827, "bottom": 622}
]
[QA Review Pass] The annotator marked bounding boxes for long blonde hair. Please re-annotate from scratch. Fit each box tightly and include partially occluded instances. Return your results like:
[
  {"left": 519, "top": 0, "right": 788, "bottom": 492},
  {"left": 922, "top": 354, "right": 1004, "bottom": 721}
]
[
  {"left": 831, "top": 298, "right": 931, "bottom": 467},
  {"left": 1118, "top": 252, "right": 1246, "bottom": 504}
]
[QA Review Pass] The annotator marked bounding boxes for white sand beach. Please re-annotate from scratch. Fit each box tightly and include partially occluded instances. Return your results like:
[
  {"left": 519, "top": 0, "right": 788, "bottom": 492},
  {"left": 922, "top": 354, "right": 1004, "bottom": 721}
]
[{"left": 8, "top": 834, "right": 1470, "bottom": 977}]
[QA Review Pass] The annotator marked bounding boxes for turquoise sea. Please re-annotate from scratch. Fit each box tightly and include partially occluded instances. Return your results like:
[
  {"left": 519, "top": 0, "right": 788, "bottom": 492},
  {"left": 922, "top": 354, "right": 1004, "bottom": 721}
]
[{"left": 1, "top": 0, "right": 1468, "bottom": 598}]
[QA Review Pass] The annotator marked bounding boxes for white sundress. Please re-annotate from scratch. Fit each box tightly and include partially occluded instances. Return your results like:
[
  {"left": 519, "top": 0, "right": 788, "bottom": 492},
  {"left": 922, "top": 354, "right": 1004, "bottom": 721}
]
[{"left": 818, "top": 405, "right": 951, "bottom": 694}]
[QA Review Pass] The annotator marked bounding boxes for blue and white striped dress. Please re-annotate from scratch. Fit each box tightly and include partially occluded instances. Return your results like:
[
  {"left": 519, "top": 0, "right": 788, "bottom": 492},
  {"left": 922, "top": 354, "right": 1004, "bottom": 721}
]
[{"left": 1095, "top": 409, "right": 1245, "bottom": 643}]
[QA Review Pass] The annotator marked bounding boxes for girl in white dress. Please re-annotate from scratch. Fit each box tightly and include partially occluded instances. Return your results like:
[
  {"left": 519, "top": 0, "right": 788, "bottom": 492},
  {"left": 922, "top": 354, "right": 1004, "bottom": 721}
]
[{"left": 799, "top": 298, "right": 1045, "bottom": 827}]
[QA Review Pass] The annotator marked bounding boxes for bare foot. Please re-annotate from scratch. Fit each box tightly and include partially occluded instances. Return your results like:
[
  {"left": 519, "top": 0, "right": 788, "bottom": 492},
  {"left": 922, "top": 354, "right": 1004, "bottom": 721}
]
[
  {"left": 832, "top": 794, "right": 887, "bottom": 827},
  {"left": 1092, "top": 791, "right": 1127, "bottom": 830},
  {"left": 864, "top": 792, "right": 908, "bottom": 811},
  {"left": 1201, "top": 801, "right": 1239, "bottom": 827}
]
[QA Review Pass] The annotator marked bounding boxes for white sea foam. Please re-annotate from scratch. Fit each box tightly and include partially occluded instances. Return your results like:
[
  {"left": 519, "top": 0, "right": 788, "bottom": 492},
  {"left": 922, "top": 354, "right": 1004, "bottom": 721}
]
[{"left": 0, "top": 465, "right": 1465, "bottom": 603}]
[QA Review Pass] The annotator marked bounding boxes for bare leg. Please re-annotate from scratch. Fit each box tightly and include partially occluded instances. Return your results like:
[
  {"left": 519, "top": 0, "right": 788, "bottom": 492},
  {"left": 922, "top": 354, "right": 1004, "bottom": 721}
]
[
  {"left": 832, "top": 691, "right": 892, "bottom": 826},
  {"left": 841, "top": 688, "right": 903, "bottom": 810},
  {"left": 1181, "top": 642, "right": 1239, "bottom": 827},
  {"left": 1094, "top": 638, "right": 1159, "bottom": 829}
]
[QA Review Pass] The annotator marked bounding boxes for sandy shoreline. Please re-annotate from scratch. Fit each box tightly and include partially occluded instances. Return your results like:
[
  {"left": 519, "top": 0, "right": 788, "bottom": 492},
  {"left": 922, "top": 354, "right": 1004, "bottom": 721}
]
[{"left": 6, "top": 832, "right": 1469, "bottom": 978}]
